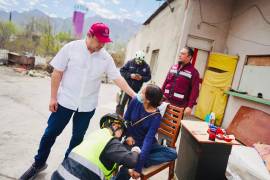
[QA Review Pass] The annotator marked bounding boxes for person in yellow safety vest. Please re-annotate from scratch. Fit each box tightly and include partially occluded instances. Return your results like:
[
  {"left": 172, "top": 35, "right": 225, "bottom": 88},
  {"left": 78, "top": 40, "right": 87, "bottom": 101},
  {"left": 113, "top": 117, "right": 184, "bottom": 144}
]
[{"left": 51, "top": 113, "right": 140, "bottom": 180}]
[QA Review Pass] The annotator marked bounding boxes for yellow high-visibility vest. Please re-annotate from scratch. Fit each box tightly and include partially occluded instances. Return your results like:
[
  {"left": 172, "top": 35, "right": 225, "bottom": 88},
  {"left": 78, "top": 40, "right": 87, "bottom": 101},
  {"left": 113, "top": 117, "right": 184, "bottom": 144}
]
[{"left": 71, "top": 128, "right": 116, "bottom": 180}]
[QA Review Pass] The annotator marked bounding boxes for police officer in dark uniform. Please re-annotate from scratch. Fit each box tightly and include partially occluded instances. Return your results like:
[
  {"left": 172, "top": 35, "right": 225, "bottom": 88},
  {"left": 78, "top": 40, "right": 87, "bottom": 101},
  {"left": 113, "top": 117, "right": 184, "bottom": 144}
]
[{"left": 116, "top": 51, "right": 151, "bottom": 116}]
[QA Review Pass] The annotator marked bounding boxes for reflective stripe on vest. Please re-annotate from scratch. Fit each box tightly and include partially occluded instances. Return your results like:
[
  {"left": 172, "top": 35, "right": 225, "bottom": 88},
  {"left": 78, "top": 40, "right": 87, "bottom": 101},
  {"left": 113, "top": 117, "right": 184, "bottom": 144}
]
[
  {"left": 57, "top": 164, "right": 80, "bottom": 180},
  {"left": 72, "top": 128, "right": 115, "bottom": 180},
  {"left": 69, "top": 152, "right": 105, "bottom": 180},
  {"left": 174, "top": 92, "right": 184, "bottom": 99}
]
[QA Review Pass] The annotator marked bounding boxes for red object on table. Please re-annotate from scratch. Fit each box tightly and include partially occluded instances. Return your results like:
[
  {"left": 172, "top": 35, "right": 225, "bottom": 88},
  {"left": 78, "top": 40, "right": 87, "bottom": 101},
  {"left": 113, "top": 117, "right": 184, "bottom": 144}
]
[{"left": 208, "top": 130, "right": 216, "bottom": 141}]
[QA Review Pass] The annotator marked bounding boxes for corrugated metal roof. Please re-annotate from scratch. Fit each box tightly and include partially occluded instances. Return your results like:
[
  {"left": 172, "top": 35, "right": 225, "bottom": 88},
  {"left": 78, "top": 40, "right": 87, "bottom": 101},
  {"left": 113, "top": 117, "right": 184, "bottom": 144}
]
[{"left": 143, "top": 0, "right": 175, "bottom": 25}]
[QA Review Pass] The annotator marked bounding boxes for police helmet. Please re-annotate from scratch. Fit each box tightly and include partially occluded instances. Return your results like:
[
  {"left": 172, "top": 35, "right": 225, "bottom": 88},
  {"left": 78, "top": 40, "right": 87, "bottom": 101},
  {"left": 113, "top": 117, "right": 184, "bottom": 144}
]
[
  {"left": 135, "top": 50, "right": 145, "bottom": 62},
  {"left": 100, "top": 113, "right": 127, "bottom": 131}
]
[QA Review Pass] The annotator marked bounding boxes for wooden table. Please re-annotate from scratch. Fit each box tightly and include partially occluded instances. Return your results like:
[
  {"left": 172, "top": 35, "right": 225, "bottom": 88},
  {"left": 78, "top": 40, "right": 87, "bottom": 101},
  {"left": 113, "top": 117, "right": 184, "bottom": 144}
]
[{"left": 175, "top": 120, "right": 240, "bottom": 180}]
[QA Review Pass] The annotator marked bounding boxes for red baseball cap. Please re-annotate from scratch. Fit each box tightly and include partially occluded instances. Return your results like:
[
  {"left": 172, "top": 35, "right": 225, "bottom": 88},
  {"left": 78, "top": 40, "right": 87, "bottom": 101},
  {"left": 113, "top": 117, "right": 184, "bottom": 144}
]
[{"left": 88, "top": 22, "right": 112, "bottom": 43}]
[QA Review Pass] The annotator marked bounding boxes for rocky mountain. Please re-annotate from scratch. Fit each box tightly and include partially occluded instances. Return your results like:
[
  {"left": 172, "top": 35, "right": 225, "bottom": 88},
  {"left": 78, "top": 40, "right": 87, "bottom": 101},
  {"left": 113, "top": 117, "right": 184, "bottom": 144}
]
[{"left": 0, "top": 9, "right": 141, "bottom": 43}]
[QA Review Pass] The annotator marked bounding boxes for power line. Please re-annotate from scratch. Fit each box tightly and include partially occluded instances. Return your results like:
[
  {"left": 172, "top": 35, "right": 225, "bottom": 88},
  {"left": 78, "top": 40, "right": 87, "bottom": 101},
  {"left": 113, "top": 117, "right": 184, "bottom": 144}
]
[
  {"left": 229, "top": 32, "right": 270, "bottom": 46},
  {"left": 198, "top": 0, "right": 270, "bottom": 25},
  {"left": 198, "top": 0, "right": 270, "bottom": 46}
]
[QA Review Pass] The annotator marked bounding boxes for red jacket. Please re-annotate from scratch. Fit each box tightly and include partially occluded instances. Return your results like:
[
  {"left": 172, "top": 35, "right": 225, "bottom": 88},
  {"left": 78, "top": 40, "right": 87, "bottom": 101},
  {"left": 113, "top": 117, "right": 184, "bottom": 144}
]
[{"left": 162, "top": 62, "right": 200, "bottom": 108}]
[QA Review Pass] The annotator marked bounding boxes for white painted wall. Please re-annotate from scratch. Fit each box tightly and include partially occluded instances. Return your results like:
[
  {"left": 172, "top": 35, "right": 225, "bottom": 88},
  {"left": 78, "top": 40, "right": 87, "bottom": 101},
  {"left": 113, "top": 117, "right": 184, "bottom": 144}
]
[
  {"left": 174, "top": 0, "right": 236, "bottom": 97},
  {"left": 222, "top": 0, "right": 270, "bottom": 128},
  {"left": 125, "top": 0, "right": 270, "bottom": 128},
  {"left": 186, "top": 0, "right": 234, "bottom": 53},
  {"left": 125, "top": 0, "right": 186, "bottom": 86},
  {"left": 126, "top": 0, "right": 235, "bottom": 84}
]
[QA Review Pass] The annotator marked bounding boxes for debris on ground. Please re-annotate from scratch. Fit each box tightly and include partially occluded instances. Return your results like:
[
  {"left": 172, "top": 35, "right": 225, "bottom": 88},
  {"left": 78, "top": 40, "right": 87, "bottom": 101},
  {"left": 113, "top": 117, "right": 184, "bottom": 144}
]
[
  {"left": 27, "top": 70, "right": 50, "bottom": 78},
  {"left": 0, "top": 59, "right": 8, "bottom": 66},
  {"left": 13, "top": 67, "right": 28, "bottom": 75},
  {"left": 12, "top": 65, "right": 51, "bottom": 78}
]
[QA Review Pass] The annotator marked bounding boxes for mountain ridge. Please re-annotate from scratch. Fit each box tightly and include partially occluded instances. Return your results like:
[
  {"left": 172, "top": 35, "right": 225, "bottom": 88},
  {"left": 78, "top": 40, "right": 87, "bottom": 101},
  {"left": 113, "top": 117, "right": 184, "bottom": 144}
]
[{"left": 0, "top": 9, "right": 141, "bottom": 43}]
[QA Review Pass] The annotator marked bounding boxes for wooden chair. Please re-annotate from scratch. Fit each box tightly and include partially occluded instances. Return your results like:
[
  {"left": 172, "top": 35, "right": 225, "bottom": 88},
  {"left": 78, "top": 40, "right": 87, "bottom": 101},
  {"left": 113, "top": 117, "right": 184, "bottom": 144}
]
[{"left": 140, "top": 104, "right": 184, "bottom": 180}]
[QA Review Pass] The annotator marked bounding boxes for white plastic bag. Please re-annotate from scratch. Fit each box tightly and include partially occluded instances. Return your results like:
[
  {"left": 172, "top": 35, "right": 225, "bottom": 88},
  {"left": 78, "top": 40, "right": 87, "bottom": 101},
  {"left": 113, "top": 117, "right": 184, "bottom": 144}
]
[{"left": 226, "top": 145, "right": 270, "bottom": 180}]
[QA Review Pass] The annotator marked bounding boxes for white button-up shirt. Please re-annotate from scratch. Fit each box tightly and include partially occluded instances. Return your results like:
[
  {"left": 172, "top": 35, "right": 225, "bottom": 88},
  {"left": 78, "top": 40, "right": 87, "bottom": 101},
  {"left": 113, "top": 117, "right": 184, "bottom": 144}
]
[{"left": 50, "top": 40, "right": 120, "bottom": 112}]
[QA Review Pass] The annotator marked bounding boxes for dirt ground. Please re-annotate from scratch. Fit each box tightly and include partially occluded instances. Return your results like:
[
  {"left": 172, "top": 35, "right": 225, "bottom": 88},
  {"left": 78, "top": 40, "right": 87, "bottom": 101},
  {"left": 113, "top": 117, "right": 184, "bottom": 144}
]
[{"left": 0, "top": 66, "right": 169, "bottom": 180}]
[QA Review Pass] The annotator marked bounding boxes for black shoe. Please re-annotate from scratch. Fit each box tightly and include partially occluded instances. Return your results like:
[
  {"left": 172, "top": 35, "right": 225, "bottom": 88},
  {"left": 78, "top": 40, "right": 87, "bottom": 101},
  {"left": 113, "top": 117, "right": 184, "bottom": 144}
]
[{"left": 19, "top": 163, "right": 48, "bottom": 180}]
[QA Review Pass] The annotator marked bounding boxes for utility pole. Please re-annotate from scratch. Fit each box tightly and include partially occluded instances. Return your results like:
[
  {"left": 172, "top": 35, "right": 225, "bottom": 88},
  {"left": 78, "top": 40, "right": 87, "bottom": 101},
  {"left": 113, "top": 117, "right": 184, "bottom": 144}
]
[{"left": 9, "top": 11, "right": 12, "bottom": 22}]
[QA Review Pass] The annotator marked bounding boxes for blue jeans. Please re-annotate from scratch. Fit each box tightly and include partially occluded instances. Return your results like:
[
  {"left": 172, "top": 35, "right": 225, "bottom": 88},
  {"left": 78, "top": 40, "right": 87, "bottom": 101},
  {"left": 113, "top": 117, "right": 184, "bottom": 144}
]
[
  {"left": 115, "top": 143, "right": 177, "bottom": 180},
  {"left": 34, "top": 104, "right": 95, "bottom": 167}
]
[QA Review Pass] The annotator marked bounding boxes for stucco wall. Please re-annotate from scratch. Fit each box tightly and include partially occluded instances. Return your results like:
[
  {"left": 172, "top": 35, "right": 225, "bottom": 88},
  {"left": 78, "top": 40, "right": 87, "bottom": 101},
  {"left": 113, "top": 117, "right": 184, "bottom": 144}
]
[
  {"left": 222, "top": 0, "right": 270, "bottom": 128},
  {"left": 125, "top": 0, "right": 186, "bottom": 86},
  {"left": 125, "top": 0, "right": 235, "bottom": 85},
  {"left": 125, "top": 0, "right": 270, "bottom": 128},
  {"left": 186, "top": 0, "right": 234, "bottom": 52}
]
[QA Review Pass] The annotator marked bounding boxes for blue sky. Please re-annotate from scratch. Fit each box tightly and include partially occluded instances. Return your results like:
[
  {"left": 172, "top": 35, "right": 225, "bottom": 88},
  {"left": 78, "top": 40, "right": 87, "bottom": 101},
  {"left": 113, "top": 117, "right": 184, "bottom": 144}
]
[{"left": 0, "top": 0, "right": 164, "bottom": 23}]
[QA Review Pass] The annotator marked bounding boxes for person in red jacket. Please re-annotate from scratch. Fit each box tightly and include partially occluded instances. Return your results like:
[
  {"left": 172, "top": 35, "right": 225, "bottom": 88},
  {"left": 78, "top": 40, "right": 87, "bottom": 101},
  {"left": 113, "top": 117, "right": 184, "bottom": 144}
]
[{"left": 162, "top": 47, "right": 200, "bottom": 116}]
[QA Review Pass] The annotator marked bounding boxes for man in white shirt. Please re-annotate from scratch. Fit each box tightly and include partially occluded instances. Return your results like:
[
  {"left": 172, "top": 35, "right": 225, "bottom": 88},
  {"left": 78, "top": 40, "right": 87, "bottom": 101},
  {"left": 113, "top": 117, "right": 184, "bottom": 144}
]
[{"left": 20, "top": 22, "right": 136, "bottom": 180}]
